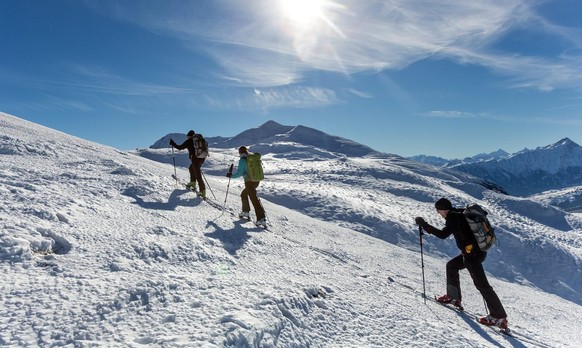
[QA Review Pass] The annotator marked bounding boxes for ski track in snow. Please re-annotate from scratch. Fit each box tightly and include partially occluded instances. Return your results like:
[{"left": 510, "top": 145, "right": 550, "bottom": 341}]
[{"left": 1, "top": 112, "right": 581, "bottom": 347}]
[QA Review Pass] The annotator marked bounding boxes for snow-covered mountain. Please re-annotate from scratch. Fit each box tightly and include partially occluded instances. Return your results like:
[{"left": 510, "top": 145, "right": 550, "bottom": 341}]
[
  {"left": 151, "top": 120, "right": 384, "bottom": 159},
  {"left": 406, "top": 154, "right": 450, "bottom": 166},
  {"left": 409, "top": 149, "right": 510, "bottom": 167},
  {"left": 2, "top": 111, "right": 582, "bottom": 347},
  {"left": 409, "top": 138, "right": 582, "bottom": 208},
  {"left": 447, "top": 138, "right": 582, "bottom": 197}
]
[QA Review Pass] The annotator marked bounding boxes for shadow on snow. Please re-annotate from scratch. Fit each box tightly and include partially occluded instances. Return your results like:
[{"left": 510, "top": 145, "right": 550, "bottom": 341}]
[{"left": 205, "top": 220, "right": 264, "bottom": 256}]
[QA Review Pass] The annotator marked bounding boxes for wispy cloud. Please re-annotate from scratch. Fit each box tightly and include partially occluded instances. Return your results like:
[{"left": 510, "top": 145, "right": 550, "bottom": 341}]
[
  {"left": 424, "top": 110, "right": 480, "bottom": 119},
  {"left": 1, "top": 64, "right": 195, "bottom": 98},
  {"left": 65, "top": 65, "right": 196, "bottom": 96},
  {"left": 438, "top": 46, "right": 582, "bottom": 92},
  {"left": 0, "top": 64, "right": 205, "bottom": 114},
  {"left": 83, "top": 0, "right": 582, "bottom": 92},
  {"left": 204, "top": 86, "right": 339, "bottom": 113},
  {"left": 42, "top": 95, "right": 95, "bottom": 112},
  {"left": 425, "top": 109, "right": 582, "bottom": 126},
  {"left": 347, "top": 88, "right": 373, "bottom": 98}
]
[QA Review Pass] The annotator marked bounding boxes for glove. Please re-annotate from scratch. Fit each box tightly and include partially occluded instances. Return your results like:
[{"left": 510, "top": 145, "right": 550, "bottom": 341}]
[
  {"left": 415, "top": 217, "right": 427, "bottom": 227},
  {"left": 226, "top": 172, "right": 232, "bottom": 178},
  {"left": 169, "top": 139, "right": 176, "bottom": 147}
]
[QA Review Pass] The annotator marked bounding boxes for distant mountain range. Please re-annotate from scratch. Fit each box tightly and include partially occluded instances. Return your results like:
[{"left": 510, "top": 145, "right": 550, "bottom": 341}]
[
  {"left": 410, "top": 138, "right": 582, "bottom": 199},
  {"left": 151, "top": 121, "right": 582, "bottom": 211},
  {"left": 409, "top": 149, "right": 510, "bottom": 167}
]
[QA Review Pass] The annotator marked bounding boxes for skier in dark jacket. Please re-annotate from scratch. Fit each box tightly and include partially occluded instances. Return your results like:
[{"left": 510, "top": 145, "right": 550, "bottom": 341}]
[
  {"left": 170, "top": 130, "right": 207, "bottom": 198},
  {"left": 226, "top": 146, "right": 266, "bottom": 227},
  {"left": 415, "top": 198, "right": 508, "bottom": 330}
]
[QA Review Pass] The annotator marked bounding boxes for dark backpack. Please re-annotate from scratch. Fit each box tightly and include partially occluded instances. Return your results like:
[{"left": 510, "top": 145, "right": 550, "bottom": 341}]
[
  {"left": 463, "top": 204, "right": 496, "bottom": 251},
  {"left": 194, "top": 135, "right": 208, "bottom": 158},
  {"left": 246, "top": 153, "right": 264, "bottom": 182}
]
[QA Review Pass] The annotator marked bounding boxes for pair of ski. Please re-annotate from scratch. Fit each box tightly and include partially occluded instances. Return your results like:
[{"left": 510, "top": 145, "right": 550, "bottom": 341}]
[{"left": 432, "top": 296, "right": 512, "bottom": 336}]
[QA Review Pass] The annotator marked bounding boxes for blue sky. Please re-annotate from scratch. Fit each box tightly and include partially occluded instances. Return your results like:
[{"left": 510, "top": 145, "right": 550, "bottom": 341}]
[{"left": 1, "top": 0, "right": 581, "bottom": 158}]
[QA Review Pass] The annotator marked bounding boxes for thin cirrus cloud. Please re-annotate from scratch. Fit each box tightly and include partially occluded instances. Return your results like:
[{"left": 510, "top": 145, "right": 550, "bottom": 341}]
[
  {"left": 203, "top": 86, "right": 339, "bottom": 113},
  {"left": 88, "top": 0, "right": 580, "bottom": 89},
  {"left": 83, "top": 0, "right": 581, "bottom": 107},
  {"left": 424, "top": 110, "right": 479, "bottom": 119},
  {"left": 426, "top": 110, "right": 582, "bottom": 126},
  {"left": 65, "top": 65, "right": 196, "bottom": 96}
]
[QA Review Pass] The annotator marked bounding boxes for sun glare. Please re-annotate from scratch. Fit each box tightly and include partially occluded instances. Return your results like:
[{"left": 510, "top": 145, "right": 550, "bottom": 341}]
[{"left": 280, "top": 0, "right": 325, "bottom": 26}]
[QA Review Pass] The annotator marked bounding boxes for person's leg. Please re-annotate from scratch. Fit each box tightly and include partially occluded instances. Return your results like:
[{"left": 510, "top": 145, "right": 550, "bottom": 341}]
[
  {"left": 465, "top": 253, "right": 507, "bottom": 318},
  {"left": 193, "top": 158, "right": 205, "bottom": 192},
  {"left": 446, "top": 254, "right": 465, "bottom": 300},
  {"left": 184, "top": 162, "right": 197, "bottom": 190},
  {"left": 240, "top": 186, "right": 251, "bottom": 213},
  {"left": 245, "top": 181, "right": 265, "bottom": 220}
]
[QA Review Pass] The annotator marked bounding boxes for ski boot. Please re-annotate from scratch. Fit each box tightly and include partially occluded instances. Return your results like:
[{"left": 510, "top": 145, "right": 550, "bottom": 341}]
[
  {"left": 255, "top": 218, "right": 267, "bottom": 228},
  {"left": 479, "top": 315, "right": 508, "bottom": 330},
  {"left": 435, "top": 294, "right": 464, "bottom": 310},
  {"left": 185, "top": 182, "right": 197, "bottom": 192}
]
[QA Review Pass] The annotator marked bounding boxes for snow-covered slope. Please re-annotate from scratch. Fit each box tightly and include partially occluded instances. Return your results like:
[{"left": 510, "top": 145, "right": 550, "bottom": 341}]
[
  {"left": 145, "top": 123, "right": 582, "bottom": 305},
  {"left": 2, "top": 112, "right": 582, "bottom": 347},
  {"left": 530, "top": 185, "right": 582, "bottom": 213}
]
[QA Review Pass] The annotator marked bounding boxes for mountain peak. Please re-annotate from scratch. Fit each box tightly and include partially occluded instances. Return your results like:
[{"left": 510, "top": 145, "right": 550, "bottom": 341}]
[
  {"left": 547, "top": 137, "right": 579, "bottom": 150},
  {"left": 258, "top": 120, "right": 284, "bottom": 129}
]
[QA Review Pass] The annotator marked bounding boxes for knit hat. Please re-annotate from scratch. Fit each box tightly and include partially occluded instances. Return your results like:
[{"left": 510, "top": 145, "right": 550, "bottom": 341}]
[
  {"left": 435, "top": 198, "right": 452, "bottom": 210},
  {"left": 238, "top": 146, "right": 248, "bottom": 154},
  {"left": 187, "top": 130, "right": 195, "bottom": 136}
]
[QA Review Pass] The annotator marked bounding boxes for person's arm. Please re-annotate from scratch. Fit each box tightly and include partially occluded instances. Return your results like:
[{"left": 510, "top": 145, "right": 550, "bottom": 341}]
[
  {"left": 173, "top": 139, "right": 190, "bottom": 151},
  {"left": 416, "top": 216, "right": 452, "bottom": 239},
  {"left": 230, "top": 158, "right": 247, "bottom": 179},
  {"left": 423, "top": 223, "right": 452, "bottom": 239}
]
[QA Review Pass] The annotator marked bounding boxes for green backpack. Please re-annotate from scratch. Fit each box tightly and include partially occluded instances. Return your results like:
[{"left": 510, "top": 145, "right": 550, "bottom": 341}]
[{"left": 246, "top": 153, "right": 264, "bottom": 182}]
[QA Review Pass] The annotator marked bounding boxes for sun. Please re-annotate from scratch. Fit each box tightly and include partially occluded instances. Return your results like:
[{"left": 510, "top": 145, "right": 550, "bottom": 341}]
[{"left": 280, "top": 0, "right": 326, "bottom": 27}]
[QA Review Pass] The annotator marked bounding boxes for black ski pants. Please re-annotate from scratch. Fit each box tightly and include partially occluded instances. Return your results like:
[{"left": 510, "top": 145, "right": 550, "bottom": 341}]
[
  {"left": 241, "top": 181, "right": 265, "bottom": 221},
  {"left": 188, "top": 157, "right": 206, "bottom": 191},
  {"left": 446, "top": 252, "right": 507, "bottom": 319}
]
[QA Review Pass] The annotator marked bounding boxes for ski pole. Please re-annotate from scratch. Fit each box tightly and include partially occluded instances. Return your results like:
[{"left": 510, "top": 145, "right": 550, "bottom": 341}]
[
  {"left": 201, "top": 170, "right": 217, "bottom": 200},
  {"left": 223, "top": 164, "right": 234, "bottom": 210},
  {"left": 171, "top": 144, "right": 178, "bottom": 185},
  {"left": 419, "top": 226, "right": 427, "bottom": 304}
]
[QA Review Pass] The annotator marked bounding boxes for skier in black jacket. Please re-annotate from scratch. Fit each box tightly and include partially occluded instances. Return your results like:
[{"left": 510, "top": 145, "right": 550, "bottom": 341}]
[
  {"left": 415, "top": 198, "right": 508, "bottom": 330},
  {"left": 170, "top": 130, "right": 206, "bottom": 198}
]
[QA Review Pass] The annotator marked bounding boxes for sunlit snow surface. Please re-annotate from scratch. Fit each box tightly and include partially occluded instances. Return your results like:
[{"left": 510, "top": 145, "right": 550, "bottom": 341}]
[{"left": 1, "top": 112, "right": 581, "bottom": 347}]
